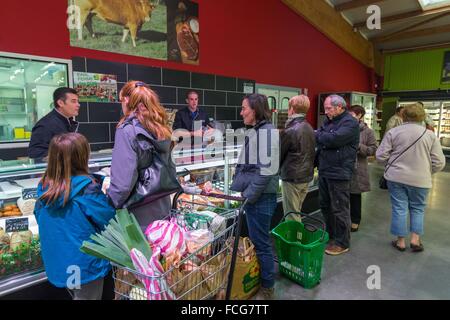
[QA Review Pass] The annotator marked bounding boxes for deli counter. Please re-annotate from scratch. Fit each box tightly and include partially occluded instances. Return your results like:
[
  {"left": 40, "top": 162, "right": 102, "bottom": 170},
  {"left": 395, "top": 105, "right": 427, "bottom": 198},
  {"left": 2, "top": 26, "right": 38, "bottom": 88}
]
[{"left": 0, "top": 146, "right": 319, "bottom": 298}]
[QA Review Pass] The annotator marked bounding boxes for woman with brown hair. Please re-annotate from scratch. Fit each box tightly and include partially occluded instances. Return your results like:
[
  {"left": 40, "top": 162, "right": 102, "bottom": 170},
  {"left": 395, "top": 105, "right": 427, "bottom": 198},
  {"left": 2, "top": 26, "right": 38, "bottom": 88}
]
[
  {"left": 107, "top": 80, "right": 178, "bottom": 230},
  {"left": 34, "top": 132, "right": 116, "bottom": 299},
  {"left": 231, "top": 93, "right": 279, "bottom": 299},
  {"left": 348, "top": 105, "right": 378, "bottom": 232}
]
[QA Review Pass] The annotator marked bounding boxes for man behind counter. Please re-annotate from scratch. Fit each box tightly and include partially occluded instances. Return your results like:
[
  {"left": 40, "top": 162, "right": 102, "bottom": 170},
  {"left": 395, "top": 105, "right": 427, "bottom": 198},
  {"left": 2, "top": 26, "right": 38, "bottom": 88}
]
[
  {"left": 173, "top": 90, "right": 212, "bottom": 134},
  {"left": 28, "top": 87, "right": 80, "bottom": 159}
]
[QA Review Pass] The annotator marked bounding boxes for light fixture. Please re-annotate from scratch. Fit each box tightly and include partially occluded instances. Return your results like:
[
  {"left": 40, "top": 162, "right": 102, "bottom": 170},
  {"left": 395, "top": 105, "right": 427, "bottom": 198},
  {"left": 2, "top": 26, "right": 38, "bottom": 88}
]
[{"left": 418, "top": 0, "right": 450, "bottom": 10}]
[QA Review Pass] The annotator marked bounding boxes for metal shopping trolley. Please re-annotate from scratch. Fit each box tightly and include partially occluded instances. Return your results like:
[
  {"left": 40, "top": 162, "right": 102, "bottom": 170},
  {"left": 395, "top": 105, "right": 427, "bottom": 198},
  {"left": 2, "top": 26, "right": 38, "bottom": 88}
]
[{"left": 111, "top": 191, "right": 247, "bottom": 300}]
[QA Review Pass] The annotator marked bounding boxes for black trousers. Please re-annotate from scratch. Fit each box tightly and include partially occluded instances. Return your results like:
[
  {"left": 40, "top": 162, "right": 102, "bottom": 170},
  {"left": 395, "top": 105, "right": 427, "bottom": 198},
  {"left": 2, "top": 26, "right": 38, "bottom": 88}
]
[
  {"left": 319, "top": 177, "right": 351, "bottom": 249},
  {"left": 350, "top": 193, "right": 362, "bottom": 225}
]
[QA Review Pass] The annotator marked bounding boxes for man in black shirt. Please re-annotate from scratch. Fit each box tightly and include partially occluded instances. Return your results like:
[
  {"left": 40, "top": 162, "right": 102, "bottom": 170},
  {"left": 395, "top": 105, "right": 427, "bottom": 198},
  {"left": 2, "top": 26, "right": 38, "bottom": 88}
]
[
  {"left": 172, "top": 90, "right": 214, "bottom": 163},
  {"left": 28, "top": 87, "right": 80, "bottom": 159},
  {"left": 173, "top": 90, "right": 211, "bottom": 132}
]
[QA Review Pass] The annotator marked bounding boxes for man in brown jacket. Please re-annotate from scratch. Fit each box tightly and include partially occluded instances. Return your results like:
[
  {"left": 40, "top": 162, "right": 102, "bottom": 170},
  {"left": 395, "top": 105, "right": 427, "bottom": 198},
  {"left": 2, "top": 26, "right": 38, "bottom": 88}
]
[{"left": 279, "top": 95, "right": 316, "bottom": 221}]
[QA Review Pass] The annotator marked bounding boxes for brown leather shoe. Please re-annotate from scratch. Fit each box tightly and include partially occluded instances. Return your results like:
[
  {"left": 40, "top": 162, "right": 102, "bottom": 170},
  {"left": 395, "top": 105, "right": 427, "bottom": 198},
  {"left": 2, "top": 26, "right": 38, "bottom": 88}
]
[{"left": 325, "top": 245, "right": 349, "bottom": 256}]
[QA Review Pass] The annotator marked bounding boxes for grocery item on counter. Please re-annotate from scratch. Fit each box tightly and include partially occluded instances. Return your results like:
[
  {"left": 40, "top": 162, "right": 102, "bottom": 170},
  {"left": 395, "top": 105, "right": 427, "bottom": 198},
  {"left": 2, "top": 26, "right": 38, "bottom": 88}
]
[
  {"left": 10, "top": 230, "right": 33, "bottom": 251},
  {"left": 17, "top": 197, "right": 37, "bottom": 216},
  {"left": 0, "top": 204, "right": 22, "bottom": 217}
]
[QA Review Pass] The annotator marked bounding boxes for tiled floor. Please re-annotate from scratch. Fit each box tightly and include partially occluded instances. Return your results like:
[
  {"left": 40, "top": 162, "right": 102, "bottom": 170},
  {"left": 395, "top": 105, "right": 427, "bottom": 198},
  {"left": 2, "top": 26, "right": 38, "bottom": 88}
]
[{"left": 269, "top": 162, "right": 450, "bottom": 300}]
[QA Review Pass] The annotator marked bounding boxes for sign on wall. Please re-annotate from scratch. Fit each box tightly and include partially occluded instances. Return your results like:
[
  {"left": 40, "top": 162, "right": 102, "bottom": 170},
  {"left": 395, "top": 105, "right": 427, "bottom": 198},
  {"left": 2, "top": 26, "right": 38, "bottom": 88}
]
[
  {"left": 68, "top": 0, "right": 199, "bottom": 65},
  {"left": 73, "top": 72, "right": 118, "bottom": 103},
  {"left": 442, "top": 51, "right": 450, "bottom": 84}
]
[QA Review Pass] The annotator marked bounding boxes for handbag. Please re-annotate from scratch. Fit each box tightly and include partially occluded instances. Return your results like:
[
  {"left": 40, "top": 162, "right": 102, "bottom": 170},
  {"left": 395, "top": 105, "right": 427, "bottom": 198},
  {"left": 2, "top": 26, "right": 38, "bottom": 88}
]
[
  {"left": 123, "top": 127, "right": 182, "bottom": 209},
  {"left": 379, "top": 127, "right": 427, "bottom": 190}
]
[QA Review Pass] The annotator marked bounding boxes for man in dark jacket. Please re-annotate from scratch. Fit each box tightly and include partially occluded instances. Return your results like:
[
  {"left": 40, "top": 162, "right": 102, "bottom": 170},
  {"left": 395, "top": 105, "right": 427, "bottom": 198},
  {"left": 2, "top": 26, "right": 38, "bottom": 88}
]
[
  {"left": 280, "top": 95, "right": 316, "bottom": 220},
  {"left": 316, "top": 94, "right": 359, "bottom": 255},
  {"left": 28, "top": 87, "right": 79, "bottom": 159},
  {"left": 172, "top": 90, "right": 212, "bottom": 163},
  {"left": 172, "top": 90, "right": 211, "bottom": 132}
]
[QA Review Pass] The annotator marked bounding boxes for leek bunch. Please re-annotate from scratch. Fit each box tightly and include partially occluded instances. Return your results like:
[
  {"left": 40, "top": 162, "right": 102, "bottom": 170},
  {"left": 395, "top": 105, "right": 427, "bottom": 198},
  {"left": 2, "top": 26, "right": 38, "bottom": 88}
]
[{"left": 80, "top": 209, "right": 152, "bottom": 269}]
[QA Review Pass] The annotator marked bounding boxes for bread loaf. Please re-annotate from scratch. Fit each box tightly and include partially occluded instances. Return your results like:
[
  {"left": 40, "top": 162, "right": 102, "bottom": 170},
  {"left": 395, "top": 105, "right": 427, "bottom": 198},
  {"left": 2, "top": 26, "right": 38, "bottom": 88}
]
[{"left": 17, "top": 197, "right": 37, "bottom": 215}]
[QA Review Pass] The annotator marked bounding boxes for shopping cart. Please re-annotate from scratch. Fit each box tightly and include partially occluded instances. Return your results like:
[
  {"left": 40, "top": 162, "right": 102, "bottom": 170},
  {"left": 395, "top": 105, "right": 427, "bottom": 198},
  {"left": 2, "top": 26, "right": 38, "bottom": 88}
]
[
  {"left": 111, "top": 191, "right": 246, "bottom": 300},
  {"left": 271, "top": 211, "right": 329, "bottom": 289}
]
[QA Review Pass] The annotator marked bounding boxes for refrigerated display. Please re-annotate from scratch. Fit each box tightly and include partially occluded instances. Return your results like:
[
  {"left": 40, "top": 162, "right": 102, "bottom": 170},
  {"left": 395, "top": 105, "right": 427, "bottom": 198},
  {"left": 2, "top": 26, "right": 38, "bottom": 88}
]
[{"left": 0, "top": 145, "right": 320, "bottom": 298}]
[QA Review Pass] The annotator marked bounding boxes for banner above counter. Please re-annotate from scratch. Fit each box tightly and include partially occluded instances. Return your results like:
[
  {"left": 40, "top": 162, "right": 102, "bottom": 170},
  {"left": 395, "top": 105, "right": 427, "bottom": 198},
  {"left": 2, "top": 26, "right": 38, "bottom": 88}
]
[{"left": 68, "top": 0, "right": 199, "bottom": 65}]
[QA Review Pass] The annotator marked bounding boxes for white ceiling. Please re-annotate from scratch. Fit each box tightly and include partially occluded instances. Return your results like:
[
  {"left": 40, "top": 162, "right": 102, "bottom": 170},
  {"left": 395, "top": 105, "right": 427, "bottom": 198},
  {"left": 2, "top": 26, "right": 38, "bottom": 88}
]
[{"left": 326, "top": 0, "right": 450, "bottom": 51}]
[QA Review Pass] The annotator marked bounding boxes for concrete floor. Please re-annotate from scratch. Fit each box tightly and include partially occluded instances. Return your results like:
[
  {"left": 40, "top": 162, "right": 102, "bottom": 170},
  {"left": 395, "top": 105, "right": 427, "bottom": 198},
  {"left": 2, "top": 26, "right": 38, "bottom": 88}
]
[{"left": 270, "top": 162, "right": 450, "bottom": 300}]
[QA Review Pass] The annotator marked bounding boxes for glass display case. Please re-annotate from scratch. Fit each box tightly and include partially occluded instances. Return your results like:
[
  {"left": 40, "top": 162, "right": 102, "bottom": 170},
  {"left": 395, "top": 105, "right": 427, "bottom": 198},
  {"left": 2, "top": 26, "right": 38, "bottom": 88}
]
[
  {"left": 0, "top": 141, "right": 319, "bottom": 297},
  {"left": 318, "top": 92, "right": 380, "bottom": 140},
  {"left": 0, "top": 52, "right": 72, "bottom": 145},
  {"left": 398, "top": 100, "right": 450, "bottom": 153}
]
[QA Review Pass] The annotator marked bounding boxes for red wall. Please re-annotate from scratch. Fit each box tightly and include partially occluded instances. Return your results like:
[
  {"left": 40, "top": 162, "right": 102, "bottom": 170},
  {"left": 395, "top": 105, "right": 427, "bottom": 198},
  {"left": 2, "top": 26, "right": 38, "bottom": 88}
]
[{"left": 0, "top": 0, "right": 371, "bottom": 126}]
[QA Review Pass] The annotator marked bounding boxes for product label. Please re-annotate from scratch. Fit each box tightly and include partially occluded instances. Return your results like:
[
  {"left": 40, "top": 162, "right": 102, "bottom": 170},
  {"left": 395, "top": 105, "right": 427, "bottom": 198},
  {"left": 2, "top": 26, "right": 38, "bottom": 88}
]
[
  {"left": 6, "top": 217, "right": 29, "bottom": 232},
  {"left": 22, "top": 188, "right": 38, "bottom": 200}
]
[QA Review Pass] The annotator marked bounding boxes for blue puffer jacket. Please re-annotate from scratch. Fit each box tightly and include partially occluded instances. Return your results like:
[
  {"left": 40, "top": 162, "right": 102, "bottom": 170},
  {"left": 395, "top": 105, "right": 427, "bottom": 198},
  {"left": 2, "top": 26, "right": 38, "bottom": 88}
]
[
  {"left": 230, "top": 120, "right": 279, "bottom": 204},
  {"left": 315, "top": 111, "right": 360, "bottom": 180},
  {"left": 34, "top": 175, "right": 116, "bottom": 288}
]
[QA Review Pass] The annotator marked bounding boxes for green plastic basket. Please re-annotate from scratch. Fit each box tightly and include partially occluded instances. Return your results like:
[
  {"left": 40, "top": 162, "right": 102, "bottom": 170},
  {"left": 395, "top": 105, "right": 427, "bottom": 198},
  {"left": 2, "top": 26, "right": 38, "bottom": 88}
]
[{"left": 271, "top": 213, "right": 329, "bottom": 289}]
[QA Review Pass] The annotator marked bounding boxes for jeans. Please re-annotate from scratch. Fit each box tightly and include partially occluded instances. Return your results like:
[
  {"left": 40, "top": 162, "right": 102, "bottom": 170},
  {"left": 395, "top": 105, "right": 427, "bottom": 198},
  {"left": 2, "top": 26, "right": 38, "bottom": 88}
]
[
  {"left": 244, "top": 193, "right": 277, "bottom": 289},
  {"left": 387, "top": 181, "right": 430, "bottom": 237},
  {"left": 319, "top": 177, "right": 351, "bottom": 248},
  {"left": 350, "top": 193, "right": 362, "bottom": 225}
]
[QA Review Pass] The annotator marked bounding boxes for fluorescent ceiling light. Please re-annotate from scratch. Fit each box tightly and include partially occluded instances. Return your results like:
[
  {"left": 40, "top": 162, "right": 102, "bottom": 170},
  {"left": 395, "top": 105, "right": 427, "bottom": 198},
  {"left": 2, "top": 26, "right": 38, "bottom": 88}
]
[{"left": 418, "top": 0, "right": 450, "bottom": 10}]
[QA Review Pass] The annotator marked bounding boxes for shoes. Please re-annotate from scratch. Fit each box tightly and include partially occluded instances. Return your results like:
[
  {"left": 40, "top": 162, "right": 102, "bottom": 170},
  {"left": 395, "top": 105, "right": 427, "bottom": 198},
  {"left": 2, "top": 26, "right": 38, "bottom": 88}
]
[
  {"left": 254, "top": 287, "right": 274, "bottom": 300},
  {"left": 410, "top": 242, "right": 424, "bottom": 252},
  {"left": 351, "top": 224, "right": 359, "bottom": 232},
  {"left": 325, "top": 245, "right": 349, "bottom": 256},
  {"left": 391, "top": 240, "right": 406, "bottom": 252}
]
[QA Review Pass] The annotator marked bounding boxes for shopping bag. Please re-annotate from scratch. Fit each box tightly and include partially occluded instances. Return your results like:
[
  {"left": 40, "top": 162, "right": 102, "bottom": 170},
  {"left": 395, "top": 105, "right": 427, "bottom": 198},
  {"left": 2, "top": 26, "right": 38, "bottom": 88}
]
[{"left": 230, "top": 237, "right": 260, "bottom": 300}]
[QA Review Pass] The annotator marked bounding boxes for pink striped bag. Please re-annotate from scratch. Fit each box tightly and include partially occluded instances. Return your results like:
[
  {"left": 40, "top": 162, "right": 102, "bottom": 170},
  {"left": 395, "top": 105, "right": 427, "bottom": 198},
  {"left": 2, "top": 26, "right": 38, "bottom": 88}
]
[
  {"left": 130, "top": 248, "right": 177, "bottom": 300},
  {"left": 144, "top": 219, "right": 187, "bottom": 257}
]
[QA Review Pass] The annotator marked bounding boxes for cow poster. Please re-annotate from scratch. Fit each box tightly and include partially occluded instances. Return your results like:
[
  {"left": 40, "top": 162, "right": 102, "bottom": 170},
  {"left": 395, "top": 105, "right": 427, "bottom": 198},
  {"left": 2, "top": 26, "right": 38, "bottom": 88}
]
[
  {"left": 442, "top": 51, "right": 450, "bottom": 84},
  {"left": 73, "top": 72, "right": 118, "bottom": 103},
  {"left": 68, "top": 0, "right": 199, "bottom": 65}
]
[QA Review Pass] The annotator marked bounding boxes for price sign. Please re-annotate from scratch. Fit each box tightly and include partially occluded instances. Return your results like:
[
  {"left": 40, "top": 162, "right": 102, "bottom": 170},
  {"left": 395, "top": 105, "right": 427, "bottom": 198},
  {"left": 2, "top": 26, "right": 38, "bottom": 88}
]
[
  {"left": 22, "top": 188, "right": 38, "bottom": 200},
  {"left": 5, "top": 218, "right": 29, "bottom": 232}
]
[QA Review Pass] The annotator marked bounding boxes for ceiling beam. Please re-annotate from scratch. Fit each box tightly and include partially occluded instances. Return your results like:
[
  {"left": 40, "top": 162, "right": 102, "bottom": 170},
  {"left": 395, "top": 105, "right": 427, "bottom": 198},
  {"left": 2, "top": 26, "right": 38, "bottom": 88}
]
[
  {"left": 334, "top": 0, "right": 386, "bottom": 12},
  {"left": 281, "top": 0, "right": 375, "bottom": 68},
  {"left": 353, "top": 5, "right": 450, "bottom": 29},
  {"left": 376, "top": 23, "right": 450, "bottom": 43},
  {"left": 371, "top": 11, "right": 450, "bottom": 42}
]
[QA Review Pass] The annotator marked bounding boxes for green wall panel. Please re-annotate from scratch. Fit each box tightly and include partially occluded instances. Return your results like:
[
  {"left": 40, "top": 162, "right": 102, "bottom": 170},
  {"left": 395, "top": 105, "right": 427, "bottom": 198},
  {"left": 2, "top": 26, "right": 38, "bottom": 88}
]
[{"left": 384, "top": 48, "right": 450, "bottom": 91}]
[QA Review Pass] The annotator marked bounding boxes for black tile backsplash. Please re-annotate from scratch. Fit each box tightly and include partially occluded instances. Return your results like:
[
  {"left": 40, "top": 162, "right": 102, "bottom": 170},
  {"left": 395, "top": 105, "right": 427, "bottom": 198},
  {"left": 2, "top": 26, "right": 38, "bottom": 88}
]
[
  {"left": 78, "top": 123, "right": 110, "bottom": 143},
  {"left": 227, "top": 92, "right": 245, "bottom": 106},
  {"left": 68, "top": 56, "right": 254, "bottom": 152},
  {"left": 215, "top": 107, "right": 236, "bottom": 121},
  {"left": 77, "top": 102, "right": 88, "bottom": 122},
  {"left": 152, "top": 86, "right": 177, "bottom": 104},
  {"left": 128, "top": 64, "right": 161, "bottom": 85},
  {"left": 86, "top": 58, "right": 127, "bottom": 82},
  {"left": 202, "top": 106, "right": 216, "bottom": 119},
  {"left": 191, "top": 72, "right": 215, "bottom": 90},
  {"left": 88, "top": 102, "right": 122, "bottom": 122},
  {"left": 72, "top": 57, "right": 86, "bottom": 72},
  {"left": 162, "top": 69, "right": 190, "bottom": 87},
  {"left": 204, "top": 90, "right": 226, "bottom": 106},
  {"left": 216, "top": 76, "right": 237, "bottom": 92},
  {"left": 109, "top": 123, "right": 118, "bottom": 142},
  {"left": 177, "top": 88, "right": 203, "bottom": 105}
]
